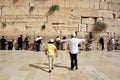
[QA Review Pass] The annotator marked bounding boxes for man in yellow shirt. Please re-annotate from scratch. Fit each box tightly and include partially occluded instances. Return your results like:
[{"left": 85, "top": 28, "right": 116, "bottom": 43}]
[{"left": 45, "top": 39, "right": 58, "bottom": 73}]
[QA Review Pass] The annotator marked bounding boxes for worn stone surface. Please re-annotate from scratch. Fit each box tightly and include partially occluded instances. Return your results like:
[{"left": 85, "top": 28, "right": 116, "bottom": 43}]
[{"left": 0, "top": 50, "right": 120, "bottom": 80}]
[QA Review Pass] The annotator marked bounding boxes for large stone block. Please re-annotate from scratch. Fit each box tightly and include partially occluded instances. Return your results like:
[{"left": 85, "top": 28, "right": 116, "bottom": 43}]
[
  {"left": 2, "top": 7, "right": 28, "bottom": 16},
  {"left": 5, "top": 15, "right": 47, "bottom": 23},
  {"left": 82, "top": 18, "right": 95, "bottom": 24},
  {"left": 106, "top": 25, "right": 120, "bottom": 32},
  {"left": 4, "top": 0, "right": 31, "bottom": 7},
  {"left": 0, "top": 0, "right": 4, "bottom": 6},
  {"left": 108, "top": 0, "right": 120, "bottom": 3},
  {"left": 77, "top": 8, "right": 99, "bottom": 17},
  {"left": 59, "top": 8, "right": 71, "bottom": 17},
  {"left": 80, "top": 24, "right": 87, "bottom": 32},
  {"left": 87, "top": 24, "right": 94, "bottom": 32},
  {"left": 108, "top": 3, "right": 120, "bottom": 11},
  {"left": 65, "top": 0, "right": 90, "bottom": 8},
  {"left": 104, "top": 18, "right": 117, "bottom": 25},
  {"left": 98, "top": 10, "right": 113, "bottom": 18},
  {"left": 2, "top": 6, "right": 49, "bottom": 16},
  {"left": 95, "top": 1, "right": 100, "bottom": 9},
  {"left": 100, "top": 2, "right": 109, "bottom": 9},
  {"left": 88, "top": 0, "right": 95, "bottom": 8}
]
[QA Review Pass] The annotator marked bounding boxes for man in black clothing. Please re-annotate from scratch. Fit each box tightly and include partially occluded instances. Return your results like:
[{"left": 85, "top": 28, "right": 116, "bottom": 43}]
[
  {"left": 17, "top": 35, "right": 23, "bottom": 50},
  {"left": 24, "top": 36, "right": 29, "bottom": 50},
  {"left": 35, "top": 36, "right": 42, "bottom": 51},
  {"left": 8, "top": 40, "right": 13, "bottom": 50},
  {"left": 99, "top": 37, "right": 104, "bottom": 50},
  {"left": 0, "top": 36, "right": 6, "bottom": 50}
]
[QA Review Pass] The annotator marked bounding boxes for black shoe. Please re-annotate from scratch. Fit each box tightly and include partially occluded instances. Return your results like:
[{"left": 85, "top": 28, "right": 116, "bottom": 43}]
[
  {"left": 76, "top": 67, "right": 78, "bottom": 70},
  {"left": 49, "top": 70, "right": 51, "bottom": 73}
]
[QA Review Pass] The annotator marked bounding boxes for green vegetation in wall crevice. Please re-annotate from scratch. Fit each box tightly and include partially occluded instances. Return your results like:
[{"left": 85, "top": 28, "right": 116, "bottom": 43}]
[
  {"left": 93, "top": 21, "right": 107, "bottom": 32},
  {"left": 29, "top": 6, "right": 35, "bottom": 13},
  {"left": 46, "top": 5, "right": 60, "bottom": 16},
  {"left": 2, "top": 22, "right": 6, "bottom": 28}
]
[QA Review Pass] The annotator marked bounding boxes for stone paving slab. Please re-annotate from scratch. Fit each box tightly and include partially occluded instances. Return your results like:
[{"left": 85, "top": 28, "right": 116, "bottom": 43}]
[{"left": 0, "top": 50, "right": 120, "bottom": 80}]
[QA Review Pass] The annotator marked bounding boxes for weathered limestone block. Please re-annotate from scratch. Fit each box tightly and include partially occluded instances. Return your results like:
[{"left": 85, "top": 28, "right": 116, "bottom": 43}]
[
  {"left": 57, "top": 0, "right": 65, "bottom": 7},
  {"left": 48, "top": 15, "right": 59, "bottom": 23},
  {"left": 65, "top": 0, "right": 90, "bottom": 8},
  {"left": 5, "top": 15, "right": 47, "bottom": 23},
  {"left": 59, "top": 8, "right": 70, "bottom": 17},
  {"left": 25, "top": 22, "right": 43, "bottom": 29},
  {"left": 0, "top": 0, "right": 4, "bottom": 6},
  {"left": 2, "top": 6, "right": 49, "bottom": 16},
  {"left": 87, "top": 24, "right": 94, "bottom": 32},
  {"left": 4, "top": 0, "right": 31, "bottom": 7},
  {"left": 108, "top": 0, "right": 120, "bottom": 3},
  {"left": 3, "top": 22, "right": 26, "bottom": 31},
  {"left": 100, "top": 2, "right": 109, "bottom": 9},
  {"left": 80, "top": 24, "right": 87, "bottom": 32},
  {"left": 53, "top": 16, "right": 67, "bottom": 23},
  {"left": 77, "top": 32, "right": 86, "bottom": 38},
  {"left": 114, "top": 12, "right": 120, "bottom": 18},
  {"left": 106, "top": 25, "right": 116, "bottom": 32},
  {"left": 76, "top": 0, "right": 89, "bottom": 8},
  {"left": 116, "top": 19, "right": 120, "bottom": 25},
  {"left": 98, "top": 10, "right": 113, "bottom": 18},
  {"left": 2, "top": 7, "right": 28, "bottom": 16},
  {"left": 0, "top": 17, "right": 4, "bottom": 22},
  {"left": 78, "top": 8, "right": 99, "bottom": 17},
  {"left": 68, "top": 16, "right": 80, "bottom": 24},
  {"left": 104, "top": 18, "right": 117, "bottom": 25},
  {"left": 108, "top": 3, "right": 120, "bottom": 11},
  {"left": 89, "top": 0, "right": 96, "bottom": 8},
  {"left": 95, "top": 1, "right": 100, "bottom": 9},
  {"left": 82, "top": 18, "right": 95, "bottom": 24}
]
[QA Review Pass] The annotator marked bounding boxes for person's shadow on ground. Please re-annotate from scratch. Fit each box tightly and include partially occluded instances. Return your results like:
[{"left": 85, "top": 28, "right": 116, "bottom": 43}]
[
  {"left": 29, "top": 64, "right": 49, "bottom": 73},
  {"left": 43, "top": 63, "right": 71, "bottom": 70},
  {"left": 29, "top": 63, "right": 71, "bottom": 73}
]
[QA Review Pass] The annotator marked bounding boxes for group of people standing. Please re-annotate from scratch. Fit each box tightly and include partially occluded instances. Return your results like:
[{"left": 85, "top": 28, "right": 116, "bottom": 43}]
[
  {"left": 0, "top": 35, "right": 29, "bottom": 50},
  {"left": 0, "top": 35, "right": 43, "bottom": 51},
  {"left": 99, "top": 37, "right": 117, "bottom": 51}
]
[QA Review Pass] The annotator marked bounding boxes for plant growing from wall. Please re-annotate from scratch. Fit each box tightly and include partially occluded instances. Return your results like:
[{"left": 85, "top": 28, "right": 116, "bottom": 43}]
[
  {"left": 29, "top": 6, "right": 35, "bottom": 13},
  {"left": 93, "top": 21, "right": 107, "bottom": 32},
  {"left": 41, "top": 24, "right": 46, "bottom": 30},
  {"left": 2, "top": 22, "right": 6, "bottom": 28},
  {"left": 46, "top": 4, "right": 59, "bottom": 16}
]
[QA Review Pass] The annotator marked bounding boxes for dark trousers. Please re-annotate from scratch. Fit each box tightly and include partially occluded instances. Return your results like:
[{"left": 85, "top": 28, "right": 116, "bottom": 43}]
[
  {"left": 18, "top": 44, "right": 22, "bottom": 50},
  {"left": 70, "top": 53, "right": 78, "bottom": 69},
  {"left": 101, "top": 43, "right": 104, "bottom": 50},
  {"left": 36, "top": 44, "right": 40, "bottom": 51},
  {"left": 1, "top": 44, "right": 6, "bottom": 50}
]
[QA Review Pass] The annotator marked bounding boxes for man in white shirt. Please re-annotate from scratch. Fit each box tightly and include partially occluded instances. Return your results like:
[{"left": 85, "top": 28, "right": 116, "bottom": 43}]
[
  {"left": 68, "top": 33, "right": 85, "bottom": 70},
  {"left": 111, "top": 37, "right": 115, "bottom": 50},
  {"left": 60, "top": 32, "right": 85, "bottom": 70}
]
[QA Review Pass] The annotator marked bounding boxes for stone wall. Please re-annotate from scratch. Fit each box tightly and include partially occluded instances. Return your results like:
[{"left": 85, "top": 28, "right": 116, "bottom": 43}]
[{"left": 0, "top": 0, "right": 119, "bottom": 43}]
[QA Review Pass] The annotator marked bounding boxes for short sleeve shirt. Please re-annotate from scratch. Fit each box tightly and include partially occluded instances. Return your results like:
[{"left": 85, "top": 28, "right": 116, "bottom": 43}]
[{"left": 46, "top": 44, "right": 56, "bottom": 56}]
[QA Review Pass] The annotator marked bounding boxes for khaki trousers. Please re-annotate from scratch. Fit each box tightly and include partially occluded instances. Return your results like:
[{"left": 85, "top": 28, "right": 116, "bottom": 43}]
[{"left": 48, "top": 56, "right": 54, "bottom": 70}]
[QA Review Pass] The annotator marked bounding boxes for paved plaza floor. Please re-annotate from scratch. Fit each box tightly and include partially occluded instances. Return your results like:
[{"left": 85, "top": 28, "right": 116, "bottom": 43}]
[{"left": 0, "top": 50, "right": 120, "bottom": 80}]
